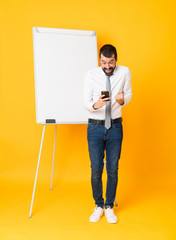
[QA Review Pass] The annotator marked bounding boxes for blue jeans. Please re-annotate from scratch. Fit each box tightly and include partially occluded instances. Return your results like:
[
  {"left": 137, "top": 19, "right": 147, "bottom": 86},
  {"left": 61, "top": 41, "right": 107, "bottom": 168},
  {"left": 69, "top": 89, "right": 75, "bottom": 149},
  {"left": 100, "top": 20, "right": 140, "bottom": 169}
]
[{"left": 87, "top": 121, "right": 123, "bottom": 209}]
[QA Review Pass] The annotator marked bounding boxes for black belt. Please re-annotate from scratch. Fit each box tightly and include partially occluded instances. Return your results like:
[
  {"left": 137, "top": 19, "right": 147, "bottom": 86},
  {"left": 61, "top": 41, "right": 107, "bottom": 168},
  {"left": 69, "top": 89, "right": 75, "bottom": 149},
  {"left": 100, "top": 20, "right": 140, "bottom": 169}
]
[{"left": 88, "top": 117, "right": 122, "bottom": 126}]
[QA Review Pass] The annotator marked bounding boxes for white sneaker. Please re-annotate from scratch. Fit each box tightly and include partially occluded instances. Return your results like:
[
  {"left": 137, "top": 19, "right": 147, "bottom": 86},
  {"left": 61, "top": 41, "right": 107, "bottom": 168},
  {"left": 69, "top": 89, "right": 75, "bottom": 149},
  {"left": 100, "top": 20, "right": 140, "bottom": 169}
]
[
  {"left": 89, "top": 206, "right": 104, "bottom": 222},
  {"left": 105, "top": 207, "right": 118, "bottom": 223}
]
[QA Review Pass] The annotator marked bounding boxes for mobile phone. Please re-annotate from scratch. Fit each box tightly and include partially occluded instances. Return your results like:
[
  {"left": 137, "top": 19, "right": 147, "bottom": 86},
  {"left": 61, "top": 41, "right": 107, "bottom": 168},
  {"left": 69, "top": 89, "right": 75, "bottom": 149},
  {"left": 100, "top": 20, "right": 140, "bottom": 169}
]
[{"left": 101, "top": 91, "right": 110, "bottom": 101}]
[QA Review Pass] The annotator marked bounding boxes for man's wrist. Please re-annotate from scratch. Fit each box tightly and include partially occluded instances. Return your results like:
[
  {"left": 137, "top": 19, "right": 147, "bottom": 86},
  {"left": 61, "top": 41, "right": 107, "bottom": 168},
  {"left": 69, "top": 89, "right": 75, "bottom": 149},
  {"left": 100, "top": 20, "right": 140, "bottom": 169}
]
[{"left": 92, "top": 103, "right": 97, "bottom": 110}]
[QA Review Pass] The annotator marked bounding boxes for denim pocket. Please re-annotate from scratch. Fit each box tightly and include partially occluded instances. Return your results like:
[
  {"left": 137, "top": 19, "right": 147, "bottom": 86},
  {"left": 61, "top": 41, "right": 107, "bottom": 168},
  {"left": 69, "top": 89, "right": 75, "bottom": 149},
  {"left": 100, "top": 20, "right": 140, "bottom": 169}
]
[
  {"left": 112, "top": 122, "right": 122, "bottom": 130},
  {"left": 87, "top": 122, "right": 99, "bottom": 130}
]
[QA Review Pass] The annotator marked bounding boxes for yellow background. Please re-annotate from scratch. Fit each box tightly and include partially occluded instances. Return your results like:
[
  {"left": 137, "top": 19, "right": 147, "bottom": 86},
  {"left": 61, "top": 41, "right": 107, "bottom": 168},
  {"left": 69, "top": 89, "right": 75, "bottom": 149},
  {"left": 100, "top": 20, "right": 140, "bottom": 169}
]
[{"left": 0, "top": 0, "right": 176, "bottom": 239}]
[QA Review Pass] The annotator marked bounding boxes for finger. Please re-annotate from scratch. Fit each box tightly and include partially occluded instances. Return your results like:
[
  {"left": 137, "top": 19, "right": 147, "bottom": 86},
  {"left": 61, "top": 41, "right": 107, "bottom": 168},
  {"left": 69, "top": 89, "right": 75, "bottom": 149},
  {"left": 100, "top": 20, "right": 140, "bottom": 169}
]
[
  {"left": 116, "top": 93, "right": 121, "bottom": 97},
  {"left": 100, "top": 100, "right": 107, "bottom": 104},
  {"left": 103, "top": 97, "right": 110, "bottom": 101},
  {"left": 99, "top": 95, "right": 105, "bottom": 99}
]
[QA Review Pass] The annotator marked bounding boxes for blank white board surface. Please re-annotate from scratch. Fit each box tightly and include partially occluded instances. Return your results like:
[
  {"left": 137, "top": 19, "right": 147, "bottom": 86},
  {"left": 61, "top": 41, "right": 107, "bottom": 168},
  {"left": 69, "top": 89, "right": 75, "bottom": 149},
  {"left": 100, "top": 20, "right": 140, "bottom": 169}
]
[{"left": 33, "top": 27, "right": 98, "bottom": 124}]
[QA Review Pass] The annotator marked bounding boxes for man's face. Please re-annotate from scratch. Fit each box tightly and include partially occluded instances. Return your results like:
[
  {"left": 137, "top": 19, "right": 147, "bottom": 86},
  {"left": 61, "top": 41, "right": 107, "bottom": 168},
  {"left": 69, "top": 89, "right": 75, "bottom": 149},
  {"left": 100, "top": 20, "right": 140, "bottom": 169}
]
[{"left": 100, "top": 54, "right": 117, "bottom": 76}]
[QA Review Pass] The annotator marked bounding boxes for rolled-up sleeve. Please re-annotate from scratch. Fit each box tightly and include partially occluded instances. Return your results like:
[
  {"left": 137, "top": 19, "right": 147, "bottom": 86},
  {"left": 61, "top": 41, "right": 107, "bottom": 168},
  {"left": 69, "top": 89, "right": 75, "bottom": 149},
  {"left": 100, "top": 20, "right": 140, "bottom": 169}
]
[{"left": 83, "top": 71, "right": 97, "bottom": 112}]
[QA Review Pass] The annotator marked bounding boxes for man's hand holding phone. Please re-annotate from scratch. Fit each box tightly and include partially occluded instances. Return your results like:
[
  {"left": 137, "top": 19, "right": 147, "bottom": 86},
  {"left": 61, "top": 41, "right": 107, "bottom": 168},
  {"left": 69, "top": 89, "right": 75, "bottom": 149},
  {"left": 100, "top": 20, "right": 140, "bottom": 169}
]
[{"left": 93, "top": 92, "right": 110, "bottom": 110}]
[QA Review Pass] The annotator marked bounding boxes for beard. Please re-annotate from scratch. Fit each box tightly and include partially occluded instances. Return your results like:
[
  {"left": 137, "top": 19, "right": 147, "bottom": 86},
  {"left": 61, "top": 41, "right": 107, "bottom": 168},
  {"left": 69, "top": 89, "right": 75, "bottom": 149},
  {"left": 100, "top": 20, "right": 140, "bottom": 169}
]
[{"left": 102, "top": 65, "right": 116, "bottom": 76}]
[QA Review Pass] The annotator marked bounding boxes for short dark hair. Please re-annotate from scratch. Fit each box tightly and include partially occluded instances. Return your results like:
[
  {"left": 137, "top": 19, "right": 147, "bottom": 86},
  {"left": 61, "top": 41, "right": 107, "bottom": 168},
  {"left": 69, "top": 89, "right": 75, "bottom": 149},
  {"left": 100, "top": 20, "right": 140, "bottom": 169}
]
[{"left": 99, "top": 44, "right": 117, "bottom": 60}]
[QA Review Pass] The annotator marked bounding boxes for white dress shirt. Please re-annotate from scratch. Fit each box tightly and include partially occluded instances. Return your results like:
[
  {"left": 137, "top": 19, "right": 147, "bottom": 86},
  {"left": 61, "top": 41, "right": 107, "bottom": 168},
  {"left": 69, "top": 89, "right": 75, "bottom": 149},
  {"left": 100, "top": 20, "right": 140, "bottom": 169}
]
[{"left": 83, "top": 65, "right": 132, "bottom": 120}]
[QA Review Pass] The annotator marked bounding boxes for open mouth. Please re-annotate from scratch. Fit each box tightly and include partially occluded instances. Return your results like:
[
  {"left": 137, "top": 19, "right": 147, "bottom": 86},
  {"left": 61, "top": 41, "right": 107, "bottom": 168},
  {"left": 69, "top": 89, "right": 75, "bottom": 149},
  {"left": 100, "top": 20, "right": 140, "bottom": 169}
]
[
  {"left": 102, "top": 67, "right": 114, "bottom": 76},
  {"left": 105, "top": 69, "right": 112, "bottom": 72}
]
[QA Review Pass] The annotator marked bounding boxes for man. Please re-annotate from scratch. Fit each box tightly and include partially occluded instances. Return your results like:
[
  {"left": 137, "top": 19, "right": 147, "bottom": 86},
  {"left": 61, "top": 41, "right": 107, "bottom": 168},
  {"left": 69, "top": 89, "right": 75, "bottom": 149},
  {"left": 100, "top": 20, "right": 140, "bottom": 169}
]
[{"left": 83, "top": 44, "right": 132, "bottom": 223}]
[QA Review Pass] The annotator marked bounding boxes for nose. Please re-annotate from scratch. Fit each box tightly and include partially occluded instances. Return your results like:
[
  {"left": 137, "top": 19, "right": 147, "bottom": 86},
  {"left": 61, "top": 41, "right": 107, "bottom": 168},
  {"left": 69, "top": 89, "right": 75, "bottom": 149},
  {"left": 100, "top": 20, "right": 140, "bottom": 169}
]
[{"left": 105, "top": 63, "right": 110, "bottom": 69}]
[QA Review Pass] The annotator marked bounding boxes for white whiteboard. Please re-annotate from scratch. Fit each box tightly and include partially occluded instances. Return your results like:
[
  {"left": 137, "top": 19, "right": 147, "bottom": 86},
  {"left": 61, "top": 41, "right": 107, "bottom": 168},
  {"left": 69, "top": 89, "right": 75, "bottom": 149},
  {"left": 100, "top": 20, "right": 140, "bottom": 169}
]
[{"left": 33, "top": 27, "right": 98, "bottom": 124}]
